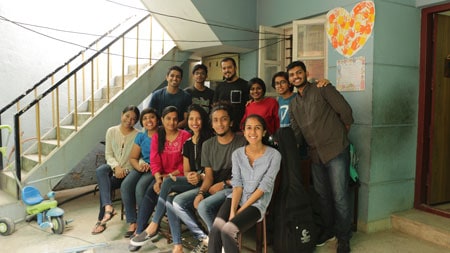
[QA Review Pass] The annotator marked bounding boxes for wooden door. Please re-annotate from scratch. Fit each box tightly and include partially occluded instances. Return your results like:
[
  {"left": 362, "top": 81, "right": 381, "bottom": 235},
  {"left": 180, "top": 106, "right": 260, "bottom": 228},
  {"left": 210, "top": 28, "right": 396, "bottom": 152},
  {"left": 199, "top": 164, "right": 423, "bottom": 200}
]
[{"left": 428, "top": 14, "right": 450, "bottom": 204}]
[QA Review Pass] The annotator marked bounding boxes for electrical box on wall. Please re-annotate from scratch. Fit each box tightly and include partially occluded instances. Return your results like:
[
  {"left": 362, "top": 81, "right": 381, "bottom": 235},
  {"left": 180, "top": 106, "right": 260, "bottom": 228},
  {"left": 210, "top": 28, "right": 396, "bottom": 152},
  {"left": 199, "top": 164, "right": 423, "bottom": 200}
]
[
  {"left": 202, "top": 53, "right": 240, "bottom": 82},
  {"left": 445, "top": 55, "right": 450, "bottom": 78}
]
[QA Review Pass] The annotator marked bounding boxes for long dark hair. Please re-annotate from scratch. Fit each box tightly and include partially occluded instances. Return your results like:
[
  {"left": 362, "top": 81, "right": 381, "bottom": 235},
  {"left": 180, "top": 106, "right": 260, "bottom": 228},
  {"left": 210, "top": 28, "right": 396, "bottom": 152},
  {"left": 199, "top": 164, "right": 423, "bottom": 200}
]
[
  {"left": 186, "top": 104, "right": 213, "bottom": 169},
  {"left": 187, "top": 104, "right": 213, "bottom": 144},
  {"left": 157, "top": 106, "right": 178, "bottom": 154}
]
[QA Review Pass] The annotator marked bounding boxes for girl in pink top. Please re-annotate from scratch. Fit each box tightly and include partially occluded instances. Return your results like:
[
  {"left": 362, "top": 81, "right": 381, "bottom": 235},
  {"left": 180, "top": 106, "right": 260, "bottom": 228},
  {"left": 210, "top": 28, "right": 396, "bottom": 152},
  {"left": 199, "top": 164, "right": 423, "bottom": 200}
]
[{"left": 150, "top": 106, "right": 191, "bottom": 193}]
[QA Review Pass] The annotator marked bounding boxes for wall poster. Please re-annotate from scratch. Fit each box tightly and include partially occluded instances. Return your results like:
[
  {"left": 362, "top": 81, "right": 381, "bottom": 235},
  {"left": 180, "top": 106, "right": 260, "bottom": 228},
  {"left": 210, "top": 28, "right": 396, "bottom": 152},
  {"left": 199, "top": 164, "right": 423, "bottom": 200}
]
[{"left": 336, "top": 56, "right": 365, "bottom": 91}]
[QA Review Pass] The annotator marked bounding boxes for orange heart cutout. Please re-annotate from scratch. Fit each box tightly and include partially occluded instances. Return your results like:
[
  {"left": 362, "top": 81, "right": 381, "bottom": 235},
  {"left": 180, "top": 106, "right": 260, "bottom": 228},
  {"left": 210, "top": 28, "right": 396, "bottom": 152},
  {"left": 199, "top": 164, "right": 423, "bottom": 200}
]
[{"left": 326, "top": 1, "right": 375, "bottom": 57}]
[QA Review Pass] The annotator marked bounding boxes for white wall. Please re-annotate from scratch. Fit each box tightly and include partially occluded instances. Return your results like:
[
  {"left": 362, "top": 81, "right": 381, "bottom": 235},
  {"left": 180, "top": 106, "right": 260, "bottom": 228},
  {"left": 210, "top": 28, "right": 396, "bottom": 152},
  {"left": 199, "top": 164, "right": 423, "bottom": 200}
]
[{"left": 0, "top": 0, "right": 145, "bottom": 110}]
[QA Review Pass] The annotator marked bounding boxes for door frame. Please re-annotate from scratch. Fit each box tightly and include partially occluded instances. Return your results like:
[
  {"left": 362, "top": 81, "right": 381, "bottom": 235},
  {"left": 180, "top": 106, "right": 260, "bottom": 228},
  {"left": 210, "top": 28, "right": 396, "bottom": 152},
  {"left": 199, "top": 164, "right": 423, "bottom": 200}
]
[{"left": 415, "top": 2, "right": 450, "bottom": 218}]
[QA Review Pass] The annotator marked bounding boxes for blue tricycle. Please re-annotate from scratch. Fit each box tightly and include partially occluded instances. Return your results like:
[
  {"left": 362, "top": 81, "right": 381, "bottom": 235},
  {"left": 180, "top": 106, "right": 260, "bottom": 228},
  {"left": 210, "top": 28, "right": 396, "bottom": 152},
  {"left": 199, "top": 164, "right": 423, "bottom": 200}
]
[{"left": 0, "top": 124, "right": 69, "bottom": 235}]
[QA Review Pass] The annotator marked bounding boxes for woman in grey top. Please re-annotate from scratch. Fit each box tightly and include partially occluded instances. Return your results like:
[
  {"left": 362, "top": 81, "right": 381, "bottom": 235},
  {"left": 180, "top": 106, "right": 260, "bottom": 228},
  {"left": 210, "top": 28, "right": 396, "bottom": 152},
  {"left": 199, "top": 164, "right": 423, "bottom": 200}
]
[{"left": 207, "top": 114, "right": 281, "bottom": 253}]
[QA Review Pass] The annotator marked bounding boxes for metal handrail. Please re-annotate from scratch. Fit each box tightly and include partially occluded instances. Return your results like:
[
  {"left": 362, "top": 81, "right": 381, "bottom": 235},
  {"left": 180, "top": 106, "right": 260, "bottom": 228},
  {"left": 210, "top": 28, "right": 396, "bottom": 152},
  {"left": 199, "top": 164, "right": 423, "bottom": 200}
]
[
  {"left": 0, "top": 15, "right": 135, "bottom": 170},
  {"left": 0, "top": 15, "right": 135, "bottom": 116},
  {"left": 5, "top": 13, "right": 172, "bottom": 192}
]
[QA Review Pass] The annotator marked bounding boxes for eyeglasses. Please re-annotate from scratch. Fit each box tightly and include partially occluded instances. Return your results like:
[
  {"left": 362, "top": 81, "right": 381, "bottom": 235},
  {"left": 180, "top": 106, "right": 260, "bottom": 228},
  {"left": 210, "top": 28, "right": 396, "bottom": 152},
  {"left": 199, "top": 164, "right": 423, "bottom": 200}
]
[{"left": 274, "top": 80, "right": 288, "bottom": 86}]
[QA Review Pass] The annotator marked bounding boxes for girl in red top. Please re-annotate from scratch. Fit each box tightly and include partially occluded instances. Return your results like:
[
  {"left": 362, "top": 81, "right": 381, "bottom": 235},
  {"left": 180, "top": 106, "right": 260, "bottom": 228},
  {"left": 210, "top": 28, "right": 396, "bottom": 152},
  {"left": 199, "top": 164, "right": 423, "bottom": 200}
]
[{"left": 241, "top": 77, "right": 280, "bottom": 135}]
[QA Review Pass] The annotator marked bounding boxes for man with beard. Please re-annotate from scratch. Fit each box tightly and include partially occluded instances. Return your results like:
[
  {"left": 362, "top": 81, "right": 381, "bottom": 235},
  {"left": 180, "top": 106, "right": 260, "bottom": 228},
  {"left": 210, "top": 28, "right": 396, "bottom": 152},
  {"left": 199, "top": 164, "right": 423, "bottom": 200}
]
[
  {"left": 213, "top": 57, "right": 249, "bottom": 132},
  {"left": 287, "top": 61, "right": 354, "bottom": 253}
]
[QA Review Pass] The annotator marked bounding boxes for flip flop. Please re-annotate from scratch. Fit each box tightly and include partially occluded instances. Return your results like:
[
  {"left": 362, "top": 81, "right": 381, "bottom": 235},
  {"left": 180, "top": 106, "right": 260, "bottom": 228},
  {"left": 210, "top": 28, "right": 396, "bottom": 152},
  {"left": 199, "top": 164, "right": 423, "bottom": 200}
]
[
  {"left": 102, "top": 208, "right": 116, "bottom": 223},
  {"left": 91, "top": 221, "right": 107, "bottom": 235}
]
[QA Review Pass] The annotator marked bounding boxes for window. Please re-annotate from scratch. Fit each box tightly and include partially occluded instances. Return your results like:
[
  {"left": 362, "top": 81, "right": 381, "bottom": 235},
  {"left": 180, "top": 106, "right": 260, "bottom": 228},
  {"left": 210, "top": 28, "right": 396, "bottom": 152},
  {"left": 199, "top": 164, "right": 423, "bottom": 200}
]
[
  {"left": 258, "top": 15, "right": 327, "bottom": 92},
  {"left": 258, "top": 25, "right": 285, "bottom": 96},
  {"left": 293, "top": 17, "right": 327, "bottom": 81}
]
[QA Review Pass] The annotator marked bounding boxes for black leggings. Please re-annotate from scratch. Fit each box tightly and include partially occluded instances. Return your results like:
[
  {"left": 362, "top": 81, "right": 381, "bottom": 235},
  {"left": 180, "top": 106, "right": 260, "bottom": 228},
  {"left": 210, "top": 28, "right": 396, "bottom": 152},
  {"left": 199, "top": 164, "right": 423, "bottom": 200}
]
[{"left": 208, "top": 198, "right": 261, "bottom": 253}]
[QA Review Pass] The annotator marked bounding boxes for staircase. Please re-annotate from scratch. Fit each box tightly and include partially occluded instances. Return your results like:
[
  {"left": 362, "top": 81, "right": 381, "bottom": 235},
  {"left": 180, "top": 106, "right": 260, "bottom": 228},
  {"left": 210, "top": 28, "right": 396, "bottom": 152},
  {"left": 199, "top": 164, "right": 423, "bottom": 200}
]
[{"left": 0, "top": 15, "right": 192, "bottom": 222}]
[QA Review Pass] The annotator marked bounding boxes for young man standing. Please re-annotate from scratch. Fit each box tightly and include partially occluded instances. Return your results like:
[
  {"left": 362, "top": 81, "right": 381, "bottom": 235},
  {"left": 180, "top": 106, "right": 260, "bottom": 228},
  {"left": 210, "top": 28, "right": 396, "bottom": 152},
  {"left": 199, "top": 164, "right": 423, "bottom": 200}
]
[
  {"left": 149, "top": 66, "right": 191, "bottom": 129},
  {"left": 171, "top": 102, "right": 246, "bottom": 253},
  {"left": 213, "top": 57, "right": 249, "bottom": 132},
  {"left": 185, "top": 64, "right": 214, "bottom": 114},
  {"left": 271, "top": 71, "right": 296, "bottom": 128},
  {"left": 287, "top": 61, "right": 354, "bottom": 253}
]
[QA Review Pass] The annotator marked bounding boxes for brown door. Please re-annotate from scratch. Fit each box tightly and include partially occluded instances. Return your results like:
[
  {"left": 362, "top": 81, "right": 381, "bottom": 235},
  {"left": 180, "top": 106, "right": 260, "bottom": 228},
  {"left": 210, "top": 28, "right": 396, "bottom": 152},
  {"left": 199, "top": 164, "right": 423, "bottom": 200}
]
[{"left": 428, "top": 14, "right": 450, "bottom": 204}]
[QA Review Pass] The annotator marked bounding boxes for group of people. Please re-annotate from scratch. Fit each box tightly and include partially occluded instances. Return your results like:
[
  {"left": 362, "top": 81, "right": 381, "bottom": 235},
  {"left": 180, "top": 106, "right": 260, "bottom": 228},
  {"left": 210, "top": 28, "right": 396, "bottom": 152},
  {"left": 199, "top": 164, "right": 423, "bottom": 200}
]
[{"left": 90, "top": 57, "right": 354, "bottom": 253}]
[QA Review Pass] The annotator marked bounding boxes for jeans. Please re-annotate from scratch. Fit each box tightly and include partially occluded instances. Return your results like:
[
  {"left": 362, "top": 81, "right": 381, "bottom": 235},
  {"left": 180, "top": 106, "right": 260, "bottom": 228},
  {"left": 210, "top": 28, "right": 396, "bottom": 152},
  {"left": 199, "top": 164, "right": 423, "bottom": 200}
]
[
  {"left": 136, "top": 179, "right": 158, "bottom": 234},
  {"left": 120, "top": 170, "right": 154, "bottom": 224},
  {"left": 208, "top": 198, "right": 260, "bottom": 253},
  {"left": 151, "top": 177, "right": 199, "bottom": 224},
  {"left": 173, "top": 187, "right": 231, "bottom": 240},
  {"left": 150, "top": 177, "right": 200, "bottom": 245},
  {"left": 311, "top": 145, "right": 351, "bottom": 241},
  {"left": 198, "top": 188, "right": 232, "bottom": 231},
  {"left": 166, "top": 194, "right": 182, "bottom": 244},
  {"left": 95, "top": 164, "right": 123, "bottom": 221}
]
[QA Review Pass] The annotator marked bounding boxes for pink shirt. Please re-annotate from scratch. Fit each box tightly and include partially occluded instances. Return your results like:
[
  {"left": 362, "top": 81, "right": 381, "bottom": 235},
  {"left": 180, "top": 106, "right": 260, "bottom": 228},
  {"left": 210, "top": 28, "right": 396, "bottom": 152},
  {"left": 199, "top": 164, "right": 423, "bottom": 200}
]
[{"left": 150, "top": 129, "right": 191, "bottom": 176}]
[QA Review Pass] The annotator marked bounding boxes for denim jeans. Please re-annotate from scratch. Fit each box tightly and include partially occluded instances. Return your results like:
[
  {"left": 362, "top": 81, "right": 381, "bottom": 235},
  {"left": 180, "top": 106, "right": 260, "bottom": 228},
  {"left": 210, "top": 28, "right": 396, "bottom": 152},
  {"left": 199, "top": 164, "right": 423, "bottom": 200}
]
[
  {"left": 95, "top": 164, "right": 123, "bottom": 221},
  {"left": 311, "top": 145, "right": 351, "bottom": 241},
  {"left": 151, "top": 177, "right": 199, "bottom": 225},
  {"left": 208, "top": 198, "right": 260, "bottom": 253},
  {"left": 198, "top": 188, "right": 232, "bottom": 231},
  {"left": 136, "top": 179, "right": 157, "bottom": 234},
  {"left": 173, "top": 187, "right": 231, "bottom": 239},
  {"left": 120, "top": 170, "right": 154, "bottom": 224},
  {"left": 166, "top": 194, "right": 182, "bottom": 244},
  {"left": 148, "top": 178, "right": 201, "bottom": 244}
]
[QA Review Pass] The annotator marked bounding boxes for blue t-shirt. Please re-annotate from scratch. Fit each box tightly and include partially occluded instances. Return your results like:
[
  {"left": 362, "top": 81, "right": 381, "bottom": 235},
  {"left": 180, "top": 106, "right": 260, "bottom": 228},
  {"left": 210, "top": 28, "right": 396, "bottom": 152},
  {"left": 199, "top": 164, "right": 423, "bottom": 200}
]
[
  {"left": 277, "top": 93, "right": 297, "bottom": 127},
  {"left": 149, "top": 88, "right": 192, "bottom": 122},
  {"left": 134, "top": 131, "right": 151, "bottom": 163}
]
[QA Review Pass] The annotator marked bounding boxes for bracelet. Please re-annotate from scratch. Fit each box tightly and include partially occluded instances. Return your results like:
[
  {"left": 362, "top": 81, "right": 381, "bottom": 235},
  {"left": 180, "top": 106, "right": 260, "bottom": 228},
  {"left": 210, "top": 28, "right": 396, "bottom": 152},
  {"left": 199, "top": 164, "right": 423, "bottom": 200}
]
[{"left": 197, "top": 190, "right": 205, "bottom": 197}]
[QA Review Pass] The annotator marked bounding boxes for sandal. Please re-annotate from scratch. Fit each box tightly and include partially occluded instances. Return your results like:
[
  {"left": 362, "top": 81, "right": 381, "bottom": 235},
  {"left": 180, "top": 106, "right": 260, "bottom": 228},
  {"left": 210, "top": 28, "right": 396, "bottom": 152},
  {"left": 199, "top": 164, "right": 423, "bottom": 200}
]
[
  {"left": 102, "top": 208, "right": 116, "bottom": 223},
  {"left": 124, "top": 223, "right": 137, "bottom": 238},
  {"left": 91, "top": 221, "right": 107, "bottom": 235}
]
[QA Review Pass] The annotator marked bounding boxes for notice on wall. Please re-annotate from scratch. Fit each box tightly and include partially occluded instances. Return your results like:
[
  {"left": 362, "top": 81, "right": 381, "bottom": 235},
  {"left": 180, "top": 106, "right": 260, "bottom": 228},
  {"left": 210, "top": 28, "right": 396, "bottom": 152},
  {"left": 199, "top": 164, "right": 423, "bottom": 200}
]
[{"left": 336, "top": 56, "right": 365, "bottom": 91}]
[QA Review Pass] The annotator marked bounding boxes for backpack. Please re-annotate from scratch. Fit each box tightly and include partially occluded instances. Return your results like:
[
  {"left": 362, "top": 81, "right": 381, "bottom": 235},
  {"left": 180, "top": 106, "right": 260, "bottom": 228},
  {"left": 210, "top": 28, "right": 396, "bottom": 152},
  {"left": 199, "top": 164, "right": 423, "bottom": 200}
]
[{"left": 272, "top": 127, "right": 319, "bottom": 253}]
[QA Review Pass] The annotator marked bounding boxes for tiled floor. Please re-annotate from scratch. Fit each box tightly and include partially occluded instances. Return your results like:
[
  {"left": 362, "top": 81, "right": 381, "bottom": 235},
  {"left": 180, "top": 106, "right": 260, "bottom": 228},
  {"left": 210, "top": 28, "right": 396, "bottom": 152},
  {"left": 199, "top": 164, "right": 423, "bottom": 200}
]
[{"left": 1, "top": 185, "right": 449, "bottom": 253}]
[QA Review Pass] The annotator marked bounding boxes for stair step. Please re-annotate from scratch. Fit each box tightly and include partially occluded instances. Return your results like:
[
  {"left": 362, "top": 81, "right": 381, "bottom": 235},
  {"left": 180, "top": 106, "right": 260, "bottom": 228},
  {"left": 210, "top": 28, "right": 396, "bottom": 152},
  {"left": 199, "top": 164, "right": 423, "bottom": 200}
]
[
  {"left": 101, "top": 86, "right": 123, "bottom": 99},
  {"left": 0, "top": 170, "right": 24, "bottom": 198},
  {"left": 114, "top": 73, "right": 136, "bottom": 87},
  {"left": 21, "top": 154, "right": 40, "bottom": 171},
  {"left": 391, "top": 209, "right": 450, "bottom": 249},
  {"left": 128, "top": 63, "right": 149, "bottom": 75}
]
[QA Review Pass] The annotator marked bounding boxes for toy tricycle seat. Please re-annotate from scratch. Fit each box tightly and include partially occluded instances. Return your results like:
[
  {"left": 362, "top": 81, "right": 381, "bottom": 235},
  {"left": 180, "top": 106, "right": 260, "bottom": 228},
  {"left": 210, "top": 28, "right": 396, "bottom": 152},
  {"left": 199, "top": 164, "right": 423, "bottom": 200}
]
[
  {"left": 22, "top": 186, "right": 44, "bottom": 205},
  {"left": 22, "top": 186, "right": 58, "bottom": 215}
]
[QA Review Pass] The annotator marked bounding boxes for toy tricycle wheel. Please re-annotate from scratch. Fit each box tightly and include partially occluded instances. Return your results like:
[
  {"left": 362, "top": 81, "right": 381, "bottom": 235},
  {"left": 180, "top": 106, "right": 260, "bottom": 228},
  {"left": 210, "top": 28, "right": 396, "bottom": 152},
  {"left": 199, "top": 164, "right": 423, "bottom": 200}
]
[
  {"left": 0, "top": 217, "right": 15, "bottom": 236},
  {"left": 51, "top": 216, "right": 64, "bottom": 234}
]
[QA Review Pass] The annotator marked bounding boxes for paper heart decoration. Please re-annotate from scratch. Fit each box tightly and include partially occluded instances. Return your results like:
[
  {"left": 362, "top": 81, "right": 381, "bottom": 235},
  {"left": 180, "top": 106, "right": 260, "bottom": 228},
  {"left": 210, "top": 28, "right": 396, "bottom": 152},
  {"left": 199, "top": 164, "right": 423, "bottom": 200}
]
[{"left": 326, "top": 1, "right": 375, "bottom": 57}]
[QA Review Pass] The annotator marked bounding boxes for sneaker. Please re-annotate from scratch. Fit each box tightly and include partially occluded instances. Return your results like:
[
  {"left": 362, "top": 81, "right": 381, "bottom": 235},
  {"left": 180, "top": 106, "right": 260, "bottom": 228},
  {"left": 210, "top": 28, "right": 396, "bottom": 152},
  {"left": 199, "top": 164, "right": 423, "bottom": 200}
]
[
  {"left": 128, "top": 244, "right": 141, "bottom": 252},
  {"left": 191, "top": 237, "right": 208, "bottom": 253},
  {"left": 316, "top": 233, "right": 336, "bottom": 247},
  {"left": 337, "top": 240, "right": 350, "bottom": 253},
  {"left": 130, "top": 231, "right": 158, "bottom": 246}
]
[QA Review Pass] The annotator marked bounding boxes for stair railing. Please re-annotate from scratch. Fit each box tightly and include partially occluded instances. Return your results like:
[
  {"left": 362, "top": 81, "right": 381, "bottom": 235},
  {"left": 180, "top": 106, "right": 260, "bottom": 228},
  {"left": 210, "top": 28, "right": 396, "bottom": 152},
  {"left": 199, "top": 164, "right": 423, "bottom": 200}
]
[{"left": 0, "top": 13, "right": 174, "bottom": 191}]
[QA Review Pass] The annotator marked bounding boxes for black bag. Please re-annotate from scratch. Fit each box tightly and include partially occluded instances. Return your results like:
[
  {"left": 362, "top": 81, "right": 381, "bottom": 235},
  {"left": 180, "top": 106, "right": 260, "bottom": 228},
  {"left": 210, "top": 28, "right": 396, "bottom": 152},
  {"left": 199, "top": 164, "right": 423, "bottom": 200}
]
[{"left": 272, "top": 127, "right": 319, "bottom": 253}]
